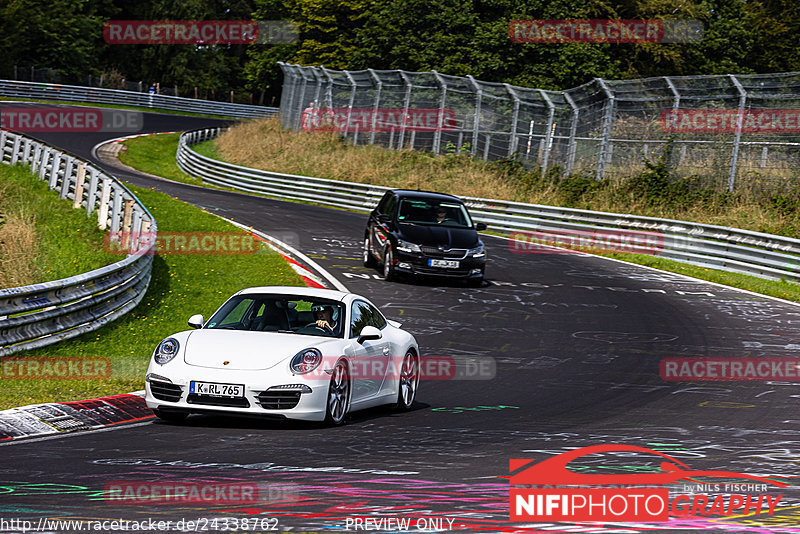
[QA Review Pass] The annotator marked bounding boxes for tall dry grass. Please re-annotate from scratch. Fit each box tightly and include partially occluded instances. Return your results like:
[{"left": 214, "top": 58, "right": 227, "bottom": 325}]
[
  {"left": 0, "top": 184, "right": 40, "bottom": 287},
  {"left": 213, "top": 119, "right": 526, "bottom": 202},
  {"left": 211, "top": 119, "right": 797, "bottom": 236}
]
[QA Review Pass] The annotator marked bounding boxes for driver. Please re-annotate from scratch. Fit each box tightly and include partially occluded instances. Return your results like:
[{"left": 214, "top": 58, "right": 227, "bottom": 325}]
[{"left": 311, "top": 304, "right": 338, "bottom": 332}]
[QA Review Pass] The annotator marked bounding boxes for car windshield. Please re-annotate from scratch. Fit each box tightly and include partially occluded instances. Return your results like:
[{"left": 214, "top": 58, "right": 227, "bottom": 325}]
[
  {"left": 397, "top": 199, "right": 473, "bottom": 228},
  {"left": 205, "top": 294, "right": 345, "bottom": 338}
]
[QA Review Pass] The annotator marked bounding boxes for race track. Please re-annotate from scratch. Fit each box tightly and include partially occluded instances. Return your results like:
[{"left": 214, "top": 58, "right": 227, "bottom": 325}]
[{"left": 4, "top": 106, "right": 800, "bottom": 533}]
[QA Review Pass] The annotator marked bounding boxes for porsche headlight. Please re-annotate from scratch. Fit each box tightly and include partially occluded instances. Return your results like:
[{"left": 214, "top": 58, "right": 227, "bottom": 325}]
[
  {"left": 396, "top": 239, "right": 421, "bottom": 253},
  {"left": 154, "top": 338, "right": 180, "bottom": 365},
  {"left": 290, "top": 348, "right": 322, "bottom": 374},
  {"left": 469, "top": 243, "right": 485, "bottom": 258}
]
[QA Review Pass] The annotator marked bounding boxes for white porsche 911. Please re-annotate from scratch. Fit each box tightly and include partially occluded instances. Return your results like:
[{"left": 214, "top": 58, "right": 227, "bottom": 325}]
[{"left": 144, "top": 286, "right": 420, "bottom": 425}]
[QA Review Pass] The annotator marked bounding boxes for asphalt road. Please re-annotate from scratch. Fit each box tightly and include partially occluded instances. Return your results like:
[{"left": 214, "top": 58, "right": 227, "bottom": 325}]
[{"left": 3, "top": 105, "right": 800, "bottom": 533}]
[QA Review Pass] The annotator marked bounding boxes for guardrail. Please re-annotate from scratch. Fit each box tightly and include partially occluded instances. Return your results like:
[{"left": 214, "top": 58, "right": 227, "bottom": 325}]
[
  {"left": 177, "top": 127, "right": 800, "bottom": 283},
  {"left": 0, "top": 79, "right": 278, "bottom": 119},
  {"left": 0, "top": 131, "right": 156, "bottom": 356}
]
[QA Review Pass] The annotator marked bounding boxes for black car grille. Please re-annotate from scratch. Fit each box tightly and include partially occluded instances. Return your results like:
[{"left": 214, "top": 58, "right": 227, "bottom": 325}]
[
  {"left": 257, "top": 390, "right": 302, "bottom": 410},
  {"left": 150, "top": 381, "right": 183, "bottom": 402},
  {"left": 419, "top": 246, "right": 467, "bottom": 259},
  {"left": 187, "top": 394, "right": 250, "bottom": 408}
]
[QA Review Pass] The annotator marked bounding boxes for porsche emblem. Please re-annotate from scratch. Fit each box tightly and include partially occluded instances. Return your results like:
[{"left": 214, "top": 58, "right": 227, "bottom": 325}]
[{"left": 223, "top": 361, "right": 230, "bottom": 366}]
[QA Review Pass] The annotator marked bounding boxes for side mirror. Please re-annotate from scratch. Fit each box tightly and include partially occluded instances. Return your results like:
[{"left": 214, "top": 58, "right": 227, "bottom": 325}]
[
  {"left": 475, "top": 222, "right": 487, "bottom": 231},
  {"left": 188, "top": 314, "right": 204, "bottom": 329},
  {"left": 357, "top": 326, "right": 382, "bottom": 344}
]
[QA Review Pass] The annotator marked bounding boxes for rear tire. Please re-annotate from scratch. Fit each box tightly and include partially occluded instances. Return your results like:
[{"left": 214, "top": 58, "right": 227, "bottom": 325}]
[
  {"left": 153, "top": 408, "right": 188, "bottom": 423},
  {"left": 383, "top": 246, "right": 395, "bottom": 281},
  {"left": 363, "top": 237, "right": 376, "bottom": 267}
]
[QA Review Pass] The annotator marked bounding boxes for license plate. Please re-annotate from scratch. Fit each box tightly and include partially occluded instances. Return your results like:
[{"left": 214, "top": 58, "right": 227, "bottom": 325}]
[
  {"left": 190, "top": 381, "right": 244, "bottom": 397},
  {"left": 429, "top": 259, "right": 459, "bottom": 268}
]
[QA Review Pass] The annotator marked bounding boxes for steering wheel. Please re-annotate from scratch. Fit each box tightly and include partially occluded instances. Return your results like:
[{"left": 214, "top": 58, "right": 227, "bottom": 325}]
[{"left": 305, "top": 322, "right": 334, "bottom": 334}]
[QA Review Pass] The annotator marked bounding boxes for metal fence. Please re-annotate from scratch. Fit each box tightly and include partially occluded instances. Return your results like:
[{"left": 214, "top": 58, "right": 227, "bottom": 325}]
[
  {"left": 0, "top": 79, "right": 278, "bottom": 119},
  {"left": 278, "top": 63, "right": 800, "bottom": 190},
  {"left": 178, "top": 127, "right": 800, "bottom": 283},
  {"left": 0, "top": 131, "right": 157, "bottom": 356}
]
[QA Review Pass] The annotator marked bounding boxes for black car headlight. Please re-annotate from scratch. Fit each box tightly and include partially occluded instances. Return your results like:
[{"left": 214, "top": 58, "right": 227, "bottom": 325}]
[
  {"left": 290, "top": 348, "right": 323, "bottom": 374},
  {"left": 154, "top": 338, "right": 180, "bottom": 365},
  {"left": 469, "top": 243, "right": 485, "bottom": 258},
  {"left": 397, "top": 239, "right": 421, "bottom": 253}
]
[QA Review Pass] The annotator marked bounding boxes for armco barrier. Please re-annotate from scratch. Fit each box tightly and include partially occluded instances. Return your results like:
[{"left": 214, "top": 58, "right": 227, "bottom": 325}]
[
  {"left": 0, "top": 79, "right": 277, "bottom": 119},
  {"left": 177, "top": 127, "right": 800, "bottom": 283},
  {"left": 0, "top": 131, "right": 156, "bottom": 356}
]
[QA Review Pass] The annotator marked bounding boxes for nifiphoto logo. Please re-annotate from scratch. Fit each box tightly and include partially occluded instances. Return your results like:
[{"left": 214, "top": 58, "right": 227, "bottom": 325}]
[{"left": 507, "top": 444, "right": 786, "bottom": 523}]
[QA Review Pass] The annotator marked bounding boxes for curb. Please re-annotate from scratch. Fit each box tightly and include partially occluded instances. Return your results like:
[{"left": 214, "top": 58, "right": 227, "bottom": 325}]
[{"left": 0, "top": 392, "right": 152, "bottom": 442}]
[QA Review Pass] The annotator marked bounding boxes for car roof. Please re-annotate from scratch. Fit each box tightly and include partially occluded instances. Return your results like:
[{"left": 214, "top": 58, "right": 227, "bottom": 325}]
[
  {"left": 390, "top": 189, "right": 464, "bottom": 203},
  {"left": 236, "top": 286, "right": 352, "bottom": 302}
]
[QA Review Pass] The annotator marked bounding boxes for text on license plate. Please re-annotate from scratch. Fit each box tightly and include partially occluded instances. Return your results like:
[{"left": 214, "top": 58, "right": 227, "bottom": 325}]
[
  {"left": 429, "top": 259, "right": 459, "bottom": 268},
  {"left": 190, "top": 381, "right": 244, "bottom": 397}
]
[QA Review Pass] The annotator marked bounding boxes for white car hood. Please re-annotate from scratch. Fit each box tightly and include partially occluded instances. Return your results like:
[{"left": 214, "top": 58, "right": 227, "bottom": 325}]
[{"left": 183, "top": 329, "right": 341, "bottom": 370}]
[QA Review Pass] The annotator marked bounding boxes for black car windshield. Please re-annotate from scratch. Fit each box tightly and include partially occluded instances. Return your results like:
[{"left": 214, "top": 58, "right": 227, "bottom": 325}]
[
  {"left": 397, "top": 199, "right": 473, "bottom": 228},
  {"left": 205, "top": 294, "right": 344, "bottom": 338}
]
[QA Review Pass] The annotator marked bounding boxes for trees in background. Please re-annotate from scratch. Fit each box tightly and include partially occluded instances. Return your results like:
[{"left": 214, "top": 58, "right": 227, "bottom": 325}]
[{"left": 2, "top": 0, "right": 800, "bottom": 101}]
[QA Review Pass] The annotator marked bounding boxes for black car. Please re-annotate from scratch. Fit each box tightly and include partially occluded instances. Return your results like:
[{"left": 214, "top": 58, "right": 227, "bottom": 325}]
[{"left": 363, "top": 190, "right": 487, "bottom": 284}]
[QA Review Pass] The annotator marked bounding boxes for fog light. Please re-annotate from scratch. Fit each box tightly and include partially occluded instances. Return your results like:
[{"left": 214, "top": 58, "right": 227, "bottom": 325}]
[
  {"left": 470, "top": 268, "right": 482, "bottom": 274},
  {"left": 398, "top": 262, "right": 411, "bottom": 269}
]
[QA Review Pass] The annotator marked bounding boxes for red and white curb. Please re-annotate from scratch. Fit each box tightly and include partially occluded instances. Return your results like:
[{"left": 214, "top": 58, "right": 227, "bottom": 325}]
[{"left": 0, "top": 392, "right": 153, "bottom": 443}]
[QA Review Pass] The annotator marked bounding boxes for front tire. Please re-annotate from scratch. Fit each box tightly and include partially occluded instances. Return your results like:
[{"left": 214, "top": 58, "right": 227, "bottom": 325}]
[
  {"left": 383, "top": 246, "right": 395, "bottom": 281},
  {"left": 363, "top": 237, "right": 376, "bottom": 267},
  {"left": 394, "top": 351, "right": 419, "bottom": 411},
  {"left": 324, "top": 360, "right": 350, "bottom": 426}
]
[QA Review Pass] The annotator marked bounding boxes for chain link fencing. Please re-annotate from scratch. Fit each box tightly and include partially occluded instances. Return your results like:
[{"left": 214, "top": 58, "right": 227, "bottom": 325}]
[{"left": 278, "top": 63, "right": 800, "bottom": 191}]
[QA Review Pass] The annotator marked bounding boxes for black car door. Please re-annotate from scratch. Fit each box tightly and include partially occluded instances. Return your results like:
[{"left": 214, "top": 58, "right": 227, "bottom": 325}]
[{"left": 370, "top": 192, "right": 396, "bottom": 262}]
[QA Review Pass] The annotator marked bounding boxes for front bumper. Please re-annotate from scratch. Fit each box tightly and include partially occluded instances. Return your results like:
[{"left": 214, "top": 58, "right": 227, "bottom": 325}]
[
  {"left": 144, "top": 366, "right": 331, "bottom": 422},
  {"left": 393, "top": 249, "right": 485, "bottom": 278}
]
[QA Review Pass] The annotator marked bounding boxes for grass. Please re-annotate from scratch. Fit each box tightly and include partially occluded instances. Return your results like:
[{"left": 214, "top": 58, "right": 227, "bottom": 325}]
[
  {"left": 0, "top": 164, "right": 117, "bottom": 287},
  {"left": 207, "top": 119, "right": 800, "bottom": 239},
  {"left": 0, "top": 180, "right": 304, "bottom": 410},
  {"left": 0, "top": 97, "right": 244, "bottom": 120},
  {"left": 117, "top": 133, "right": 204, "bottom": 185}
]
